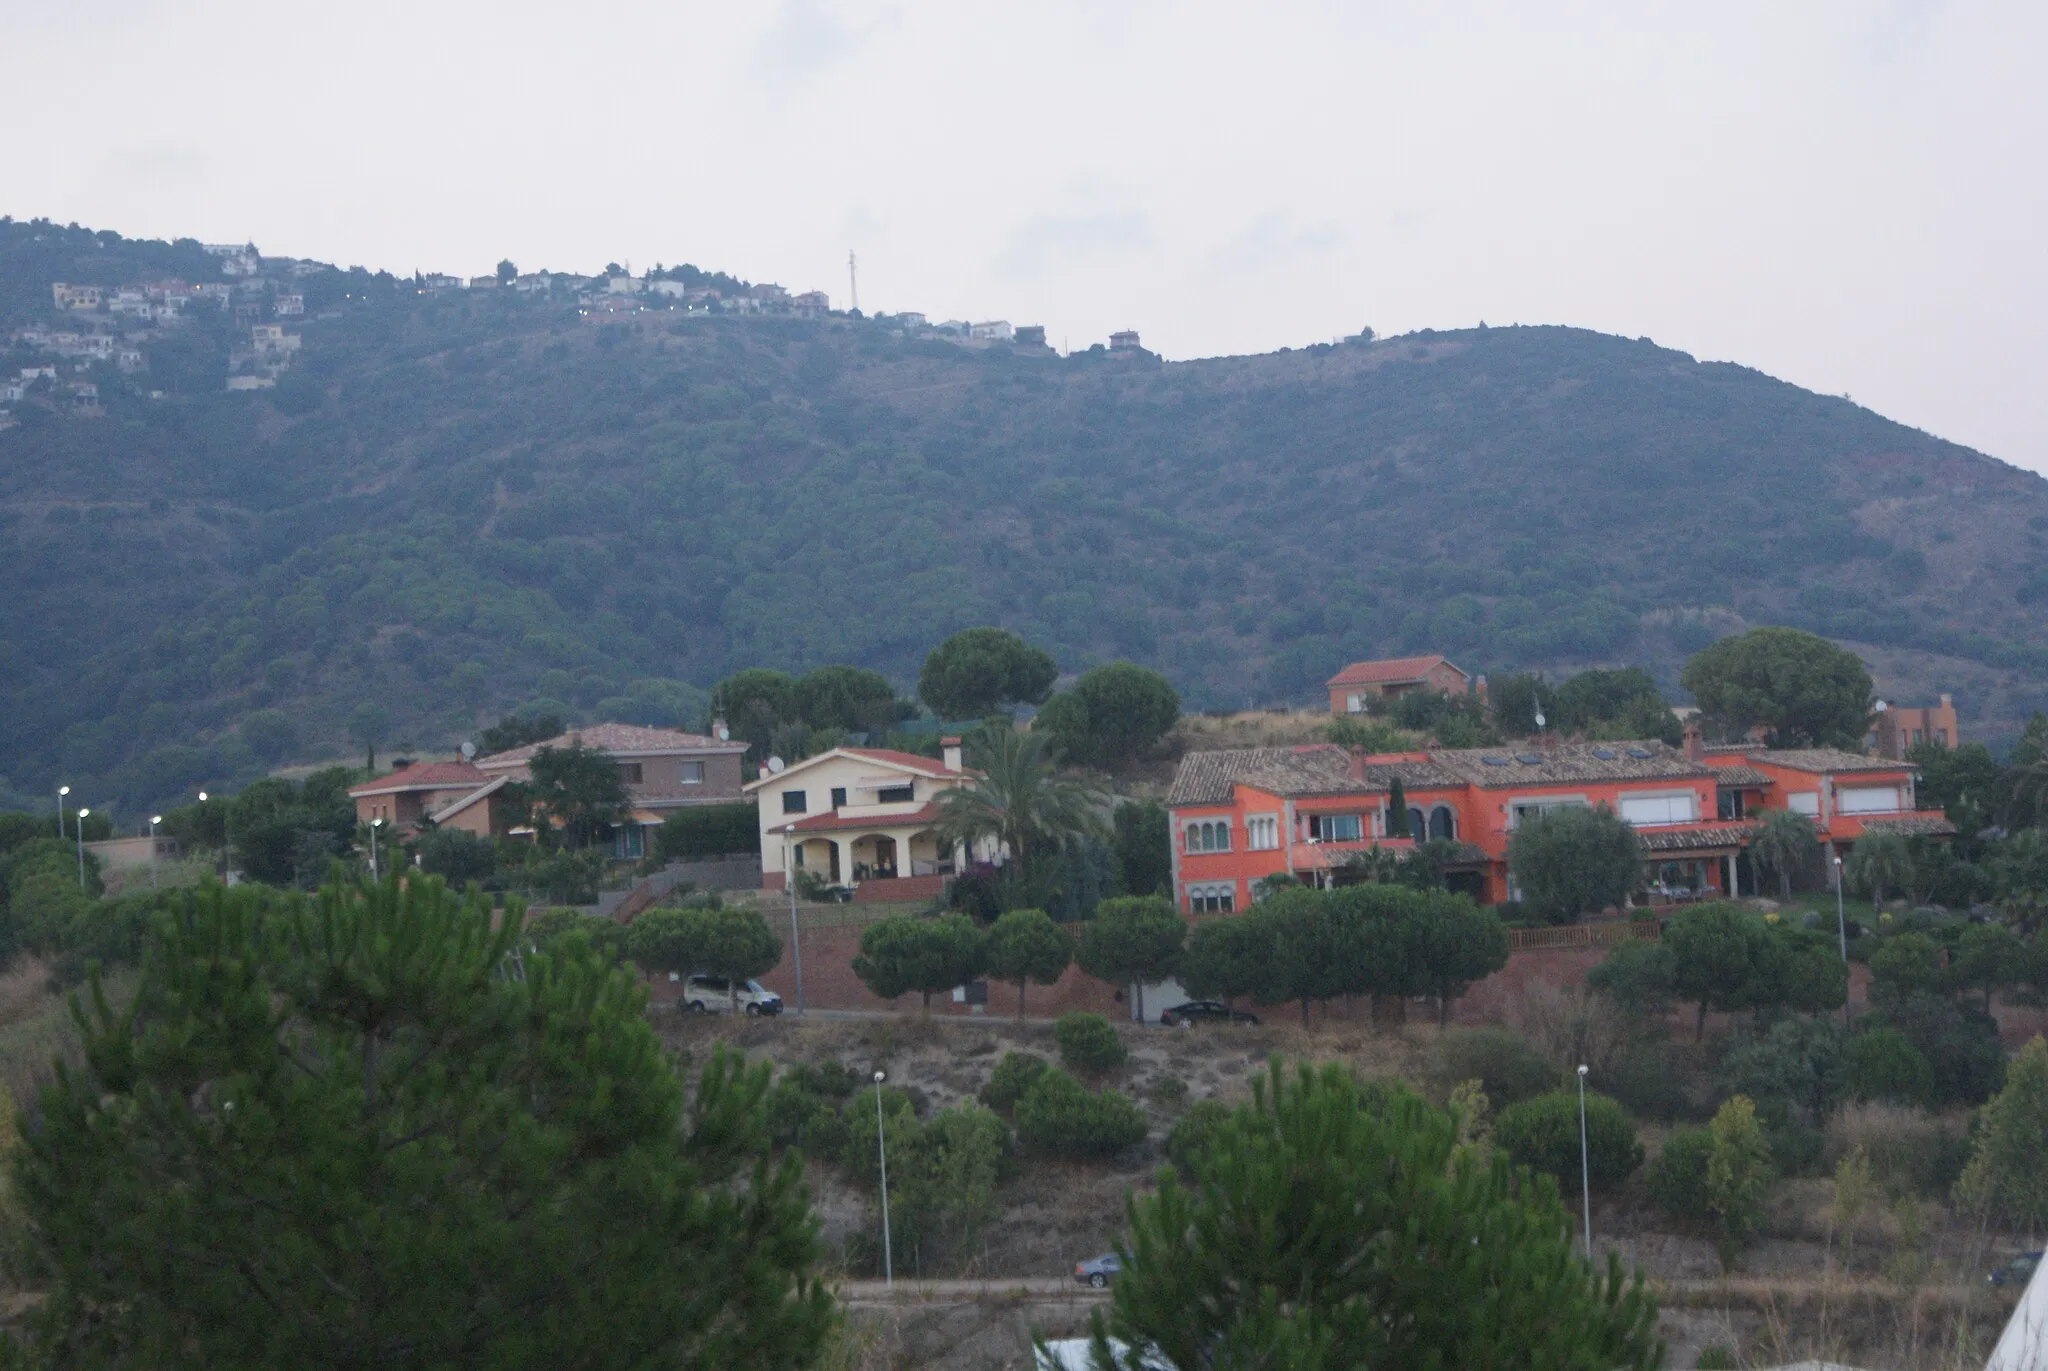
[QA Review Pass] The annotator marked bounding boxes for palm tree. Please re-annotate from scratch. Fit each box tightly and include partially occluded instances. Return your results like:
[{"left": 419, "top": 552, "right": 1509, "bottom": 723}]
[
  {"left": 935, "top": 726, "right": 1103, "bottom": 899},
  {"left": 1747, "top": 809, "right": 1819, "bottom": 901},
  {"left": 1847, "top": 833, "right": 1915, "bottom": 913}
]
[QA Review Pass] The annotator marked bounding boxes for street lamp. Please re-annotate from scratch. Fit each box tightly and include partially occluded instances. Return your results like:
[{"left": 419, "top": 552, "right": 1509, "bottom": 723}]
[
  {"left": 783, "top": 825, "right": 806, "bottom": 1015},
  {"left": 149, "top": 815, "right": 163, "bottom": 890},
  {"left": 1576, "top": 1064, "right": 1592, "bottom": 1263},
  {"left": 75, "top": 808, "right": 90, "bottom": 890},
  {"left": 57, "top": 784, "right": 69, "bottom": 840},
  {"left": 873, "top": 1069, "right": 894, "bottom": 1287},
  {"left": 1833, "top": 853, "right": 1850, "bottom": 1024},
  {"left": 369, "top": 817, "right": 383, "bottom": 881}
]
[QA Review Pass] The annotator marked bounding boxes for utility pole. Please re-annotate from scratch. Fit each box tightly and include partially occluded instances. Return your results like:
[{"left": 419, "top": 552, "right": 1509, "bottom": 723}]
[{"left": 847, "top": 250, "right": 858, "bottom": 314}]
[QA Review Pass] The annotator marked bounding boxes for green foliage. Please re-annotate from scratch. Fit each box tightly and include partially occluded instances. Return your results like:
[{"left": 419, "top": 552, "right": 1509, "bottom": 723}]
[
  {"left": 1681, "top": 627, "right": 1874, "bottom": 747},
  {"left": 1506, "top": 805, "right": 1642, "bottom": 924},
  {"left": 1663, "top": 902, "right": 1772, "bottom": 1039},
  {"left": 655, "top": 802, "right": 761, "bottom": 860},
  {"left": 1864, "top": 992, "right": 2006, "bottom": 1107},
  {"left": 1012, "top": 1067, "right": 1147, "bottom": 1159},
  {"left": 1587, "top": 939, "right": 1677, "bottom": 1020},
  {"left": 527, "top": 740, "right": 630, "bottom": 848},
  {"left": 523, "top": 905, "right": 625, "bottom": 960},
  {"left": 625, "top": 904, "right": 780, "bottom": 1008},
  {"left": 1721, "top": 1016, "right": 1847, "bottom": 1120},
  {"left": 1847, "top": 833, "right": 1916, "bottom": 909},
  {"left": 11, "top": 876, "right": 833, "bottom": 1369},
  {"left": 1840, "top": 1025, "right": 1934, "bottom": 1106},
  {"left": 225, "top": 769, "right": 359, "bottom": 889},
  {"left": 933, "top": 725, "right": 1102, "bottom": 906},
  {"left": 1434, "top": 1027, "right": 1561, "bottom": 1106},
  {"left": 477, "top": 711, "right": 563, "bottom": 756},
  {"left": 1704, "top": 1095, "right": 1776, "bottom": 1270},
  {"left": 1110, "top": 799, "right": 1170, "bottom": 897},
  {"left": 1033, "top": 662, "right": 1180, "bottom": 768},
  {"left": 850, "top": 913, "right": 984, "bottom": 1012},
  {"left": 1748, "top": 808, "right": 1819, "bottom": 900},
  {"left": 1869, "top": 930, "right": 1944, "bottom": 1003},
  {"left": 1165, "top": 1097, "right": 1234, "bottom": 1177},
  {"left": 1054, "top": 1012, "right": 1128, "bottom": 1073},
  {"left": 1074, "top": 895, "right": 1185, "bottom": 1021},
  {"left": 1492, "top": 1090, "right": 1645, "bottom": 1195},
  {"left": 1091, "top": 1060, "right": 1661, "bottom": 1371},
  {"left": 1552, "top": 667, "right": 1682, "bottom": 745},
  {"left": 792, "top": 665, "right": 911, "bottom": 733},
  {"left": 1645, "top": 1126, "right": 1717, "bottom": 1225},
  {"left": 1954, "top": 1035, "right": 2048, "bottom": 1231},
  {"left": 1323, "top": 716, "right": 1415, "bottom": 750},
  {"left": 413, "top": 826, "right": 496, "bottom": 886},
  {"left": 982, "top": 908, "right": 1072, "bottom": 1017},
  {"left": 918, "top": 628, "right": 1057, "bottom": 719},
  {"left": 978, "top": 1050, "right": 1049, "bottom": 1114}
]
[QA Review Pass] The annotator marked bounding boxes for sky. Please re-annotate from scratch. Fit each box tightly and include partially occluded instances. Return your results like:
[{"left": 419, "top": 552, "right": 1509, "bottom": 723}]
[{"left": 7, "top": 1, "right": 2047, "bottom": 471}]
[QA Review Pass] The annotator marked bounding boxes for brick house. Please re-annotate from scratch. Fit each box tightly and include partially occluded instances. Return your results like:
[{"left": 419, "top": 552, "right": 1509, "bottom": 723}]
[
  {"left": 348, "top": 761, "right": 513, "bottom": 838},
  {"left": 1326, "top": 654, "right": 1475, "bottom": 714},
  {"left": 475, "top": 722, "right": 748, "bottom": 858},
  {"left": 1166, "top": 725, "right": 1951, "bottom": 914},
  {"left": 1869, "top": 695, "right": 1959, "bottom": 759},
  {"left": 745, "top": 740, "right": 981, "bottom": 901}
]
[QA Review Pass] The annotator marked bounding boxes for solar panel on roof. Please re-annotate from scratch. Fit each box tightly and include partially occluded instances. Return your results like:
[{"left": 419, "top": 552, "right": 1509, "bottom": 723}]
[
  {"left": 1516, "top": 753, "right": 1543, "bottom": 765},
  {"left": 1592, "top": 748, "right": 1617, "bottom": 760},
  {"left": 1627, "top": 747, "right": 1654, "bottom": 759},
  {"left": 1482, "top": 756, "right": 1509, "bottom": 766}
]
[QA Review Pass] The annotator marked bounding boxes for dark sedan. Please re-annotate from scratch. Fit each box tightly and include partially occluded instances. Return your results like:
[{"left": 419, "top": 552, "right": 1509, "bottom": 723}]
[
  {"left": 1990, "top": 1251, "right": 2042, "bottom": 1287},
  {"left": 1160, "top": 1000, "right": 1259, "bottom": 1027}
]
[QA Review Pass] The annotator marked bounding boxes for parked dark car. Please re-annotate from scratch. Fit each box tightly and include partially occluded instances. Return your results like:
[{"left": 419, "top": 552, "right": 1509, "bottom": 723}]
[
  {"left": 1159, "top": 1000, "right": 1259, "bottom": 1028},
  {"left": 1073, "top": 1253, "right": 1121, "bottom": 1288},
  {"left": 1990, "top": 1251, "right": 2042, "bottom": 1287}
]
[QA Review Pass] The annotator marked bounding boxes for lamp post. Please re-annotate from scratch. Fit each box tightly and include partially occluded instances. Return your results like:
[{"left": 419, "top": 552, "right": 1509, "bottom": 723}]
[
  {"left": 75, "top": 808, "right": 90, "bottom": 890},
  {"left": 368, "top": 817, "right": 384, "bottom": 881},
  {"left": 783, "top": 825, "right": 806, "bottom": 1015},
  {"left": 149, "top": 815, "right": 163, "bottom": 890},
  {"left": 57, "top": 784, "right": 69, "bottom": 840},
  {"left": 1576, "top": 1064, "right": 1593, "bottom": 1263},
  {"left": 873, "top": 1069, "right": 894, "bottom": 1287},
  {"left": 1833, "top": 853, "right": 1850, "bottom": 1024}
]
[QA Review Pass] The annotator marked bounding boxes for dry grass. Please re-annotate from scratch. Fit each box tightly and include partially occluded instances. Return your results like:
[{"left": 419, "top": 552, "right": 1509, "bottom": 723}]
[{"left": 1166, "top": 710, "right": 1334, "bottom": 753}]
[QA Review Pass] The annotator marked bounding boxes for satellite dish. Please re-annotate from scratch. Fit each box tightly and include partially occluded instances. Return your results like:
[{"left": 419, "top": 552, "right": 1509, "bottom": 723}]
[
  {"left": 1873, "top": 700, "right": 1889, "bottom": 713},
  {"left": 459, "top": 741, "right": 477, "bottom": 760},
  {"left": 715, "top": 724, "right": 730, "bottom": 741},
  {"left": 1534, "top": 710, "right": 1546, "bottom": 730},
  {"left": 766, "top": 756, "right": 786, "bottom": 774}
]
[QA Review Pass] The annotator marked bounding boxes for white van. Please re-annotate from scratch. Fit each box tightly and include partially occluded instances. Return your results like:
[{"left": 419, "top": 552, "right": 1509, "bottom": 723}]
[{"left": 678, "top": 974, "right": 782, "bottom": 1016}]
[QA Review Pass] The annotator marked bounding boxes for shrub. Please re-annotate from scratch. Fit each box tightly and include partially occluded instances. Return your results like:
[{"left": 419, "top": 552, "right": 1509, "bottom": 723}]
[
  {"left": 784, "top": 1059, "right": 861, "bottom": 1100},
  {"left": 1601, "top": 1042, "right": 1689, "bottom": 1122},
  {"left": 1014, "top": 1068, "right": 1147, "bottom": 1159},
  {"left": 1867, "top": 993, "right": 2005, "bottom": 1107},
  {"left": 1704, "top": 1095, "right": 1774, "bottom": 1270},
  {"left": 1840, "top": 1026, "right": 1934, "bottom": 1106},
  {"left": 1646, "top": 1126, "right": 1715, "bottom": 1224},
  {"left": 1492, "top": 1090, "right": 1643, "bottom": 1195},
  {"left": 796, "top": 1106, "right": 851, "bottom": 1161},
  {"left": 655, "top": 803, "right": 761, "bottom": 860},
  {"left": 765, "top": 1080, "right": 828, "bottom": 1149},
  {"left": 979, "top": 1051, "right": 1049, "bottom": 1115},
  {"left": 1433, "top": 1027, "right": 1559, "bottom": 1107},
  {"left": 1055, "top": 1012, "right": 1128, "bottom": 1073},
  {"left": 1166, "top": 1098, "right": 1233, "bottom": 1178},
  {"left": 1823, "top": 1102, "right": 1969, "bottom": 1198}
]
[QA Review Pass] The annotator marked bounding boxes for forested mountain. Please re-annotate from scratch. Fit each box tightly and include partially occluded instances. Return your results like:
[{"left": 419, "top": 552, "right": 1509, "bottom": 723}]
[{"left": 6, "top": 217, "right": 2048, "bottom": 815}]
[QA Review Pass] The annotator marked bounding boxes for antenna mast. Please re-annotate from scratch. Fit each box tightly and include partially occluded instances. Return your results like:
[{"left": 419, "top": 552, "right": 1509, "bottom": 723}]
[{"left": 848, "top": 250, "right": 859, "bottom": 313}]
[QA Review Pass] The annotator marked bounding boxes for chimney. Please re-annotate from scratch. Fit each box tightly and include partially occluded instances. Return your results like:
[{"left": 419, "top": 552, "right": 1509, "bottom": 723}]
[
  {"left": 1473, "top": 673, "right": 1488, "bottom": 699},
  {"left": 712, "top": 716, "right": 730, "bottom": 742},
  {"left": 942, "top": 736, "right": 963, "bottom": 772},
  {"left": 1939, "top": 693, "right": 1953, "bottom": 708},
  {"left": 1682, "top": 717, "right": 1704, "bottom": 764}
]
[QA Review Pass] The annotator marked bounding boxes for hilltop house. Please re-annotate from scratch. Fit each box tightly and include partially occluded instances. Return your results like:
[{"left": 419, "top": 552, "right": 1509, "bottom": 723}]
[
  {"left": 1165, "top": 723, "right": 1950, "bottom": 914},
  {"left": 1326, "top": 654, "right": 1476, "bottom": 713},
  {"left": 348, "top": 760, "right": 513, "bottom": 837},
  {"left": 1870, "top": 695, "right": 1959, "bottom": 759},
  {"left": 474, "top": 722, "right": 748, "bottom": 858},
  {"left": 745, "top": 739, "right": 981, "bottom": 900}
]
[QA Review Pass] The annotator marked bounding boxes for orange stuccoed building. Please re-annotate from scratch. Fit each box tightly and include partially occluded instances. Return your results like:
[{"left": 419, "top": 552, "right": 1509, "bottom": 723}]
[{"left": 1166, "top": 723, "right": 1953, "bottom": 914}]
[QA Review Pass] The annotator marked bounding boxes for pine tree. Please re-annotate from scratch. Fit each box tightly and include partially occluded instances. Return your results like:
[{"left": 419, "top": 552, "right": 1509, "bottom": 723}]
[
  {"left": 1956, "top": 1035, "right": 2048, "bottom": 1236},
  {"left": 1705, "top": 1095, "right": 1775, "bottom": 1271}
]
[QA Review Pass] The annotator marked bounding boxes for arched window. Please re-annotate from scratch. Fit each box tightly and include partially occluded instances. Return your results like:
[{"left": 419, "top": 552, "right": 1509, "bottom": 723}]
[
  {"left": 1429, "top": 806, "right": 1455, "bottom": 841},
  {"left": 1407, "top": 808, "right": 1425, "bottom": 839}
]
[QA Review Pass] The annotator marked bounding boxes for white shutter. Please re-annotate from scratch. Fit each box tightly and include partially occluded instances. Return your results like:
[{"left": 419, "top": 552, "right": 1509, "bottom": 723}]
[
  {"left": 1620, "top": 794, "right": 1696, "bottom": 826},
  {"left": 1788, "top": 792, "right": 1821, "bottom": 815},
  {"left": 1837, "top": 787, "right": 1901, "bottom": 815}
]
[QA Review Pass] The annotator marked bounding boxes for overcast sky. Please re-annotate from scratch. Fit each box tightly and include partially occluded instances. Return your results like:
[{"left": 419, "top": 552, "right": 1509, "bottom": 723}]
[{"left": 8, "top": 1, "right": 2046, "bottom": 472}]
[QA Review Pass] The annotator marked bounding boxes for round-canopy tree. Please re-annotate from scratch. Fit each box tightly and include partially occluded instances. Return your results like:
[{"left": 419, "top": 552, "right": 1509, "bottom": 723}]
[
  {"left": 1033, "top": 662, "right": 1181, "bottom": 769},
  {"left": 851, "top": 912, "right": 986, "bottom": 1014},
  {"left": 1506, "top": 805, "right": 1642, "bottom": 924},
  {"left": 1075, "top": 895, "right": 1186, "bottom": 1023},
  {"left": 983, "top": 908, "right": 1074, "bottom": 1019},
  {"left": 917, "top": 628, "right": 1058, "bottom": 720},
  {"left": 1679, "top": 627, "right": 1873, "bottom": 748}
]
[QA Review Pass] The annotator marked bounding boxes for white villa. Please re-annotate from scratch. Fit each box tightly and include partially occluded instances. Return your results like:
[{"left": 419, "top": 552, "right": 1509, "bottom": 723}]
[{"left": 745, "top": 740, "right": 981, "bottom": 891}]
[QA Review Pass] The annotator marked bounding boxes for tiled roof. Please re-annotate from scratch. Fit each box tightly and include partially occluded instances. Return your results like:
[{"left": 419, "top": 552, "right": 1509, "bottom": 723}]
[
  {"left": 1858, "top": 814, "right": 1957, "bottom": 838},
  {"left": 1637, "top": 821, "right": 1758, "bottom": 852},
  {"left": 1708, "top": 765, "right": 1775, "bottom": 787},
  {"left": 1326, "top": 654, "right": 1460, "bottom": 688},
  {"left": 839, "top": 748, "right": 969, "bottom": 779},
  {"left": 1357, "top": 757, "right": 1468, "bottom": 789},
  {"left": 477, "top": 721, "right": 745, "bottom": 767},
  {"left": 426, "top": 774, "right": 509, "bottom": 822},
  {"left": 1752, "top": 748, "right": 1914, "bottom": 776},
  {"left": 1167, "top": 746, "right": 1356, "bottom": 807},
  {"left": 1430, "top": 740, "right": 1710, "bottom": 789},
  {"left": 780, "top": 801, "right": 942, "bottom": 834},
  {"left": 349, "top": 761, "right": 490, "bottom": 796}
]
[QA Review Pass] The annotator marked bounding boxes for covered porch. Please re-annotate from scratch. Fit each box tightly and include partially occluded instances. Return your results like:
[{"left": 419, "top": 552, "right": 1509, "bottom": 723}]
[{"left": 784, "top": 805, "right": 962, "bottom": 887}]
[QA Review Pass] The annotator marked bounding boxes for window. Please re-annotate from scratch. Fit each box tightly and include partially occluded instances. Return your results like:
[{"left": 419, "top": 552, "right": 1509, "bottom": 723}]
[
  {"left": 1717, "top": 789, "right": 1746, "bottom": 820},
  {"left": 1619, "top": 793, "right": 1698, "bottom": 826},
  {"left": 1837, "top": 786, "right": 1902, "bottom": 815},
  {"left": 792, "top": 844, "right": 805, "bottom": 868},
  {"left": 830, "top": 786, "right": 847, "bottom": 809},
  {"left": 618, "top": 762, "right": 644, "bottom": 784},
  {"left": 1787, "top": 791, "right": 1820, "bottom": 816},
  {"left": 781, "top": 790, "right": 808, "bottom": 815},
  {"left": 1185, "top": 820, "right": 1231, "bottom": 853},
  {"left": 1346, "top": 693, "right": 1364, "bottom": 714},
  {"left": 1188, "top": 882, "right": 1236, "bottom": 914},
  {"left": 1428, "top": 806, "right": 1456, "bottom": 841},
  {"left": 878, "top": 784, "right": 915, "bottom": 804},
  {"left": 1511, "top": 798, "right": 1588, "bottom": 827},
  {"left": 1307, "top": 813, "right": 1361, "bottom": 842},
  {"left": 680, "top": 761, "right": 705, "bottom": 784},
  {"left": 1246, "top": 815, "right": 1280, "bottom": 850}
]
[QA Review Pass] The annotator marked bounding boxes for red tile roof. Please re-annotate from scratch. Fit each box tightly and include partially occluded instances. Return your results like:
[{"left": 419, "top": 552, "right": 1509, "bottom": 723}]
[
  {"left": 839, "top": 748, "right": 969, "bottom": 778},
  {"left": 1326, "top": 655, "right": 1462, "bottom": 688},
  {"left": 349, "top": 761, "right": 491, "bottom": 797},
  {"left": 778, "top": 801, "right": 943, "bottom": 834},
  {"left": 477, "top": 721, "right": 745, "bottom": 767}
]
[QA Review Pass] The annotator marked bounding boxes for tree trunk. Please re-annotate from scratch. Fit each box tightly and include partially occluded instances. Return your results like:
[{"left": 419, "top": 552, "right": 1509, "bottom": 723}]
[
  {"left": 1779, "top": 871, "right": 1791, "bottom": 902},
  {"left": 1300, "top": 996, "right": 1310, "bottom": 1027},
  {"left": 1438, "top": 993, "right": 1452, "bottom": 1028},
  {"left": 1017, "top": 980, "right": 1027, "bottom": 1021},
  {"left": 1134, "top": 981, "right": 1146, "bottom": 1023},
  {"left": 921, "top": 989, "right": 932, "bottom": 1017},
  {"left": 1696, "top": 1001, "right": 1708, "bottom": 1042}
]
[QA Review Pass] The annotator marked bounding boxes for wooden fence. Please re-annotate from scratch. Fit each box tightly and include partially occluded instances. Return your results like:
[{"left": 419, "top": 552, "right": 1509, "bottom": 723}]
[{"left": 1506, "top": 920, "right": 1661, "bottom": 953}]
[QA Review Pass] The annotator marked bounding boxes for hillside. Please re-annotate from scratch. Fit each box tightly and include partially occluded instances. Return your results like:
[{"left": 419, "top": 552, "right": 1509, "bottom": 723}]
[{"left": 5, "top": 217, "right": 2048, "bottom": 815}]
